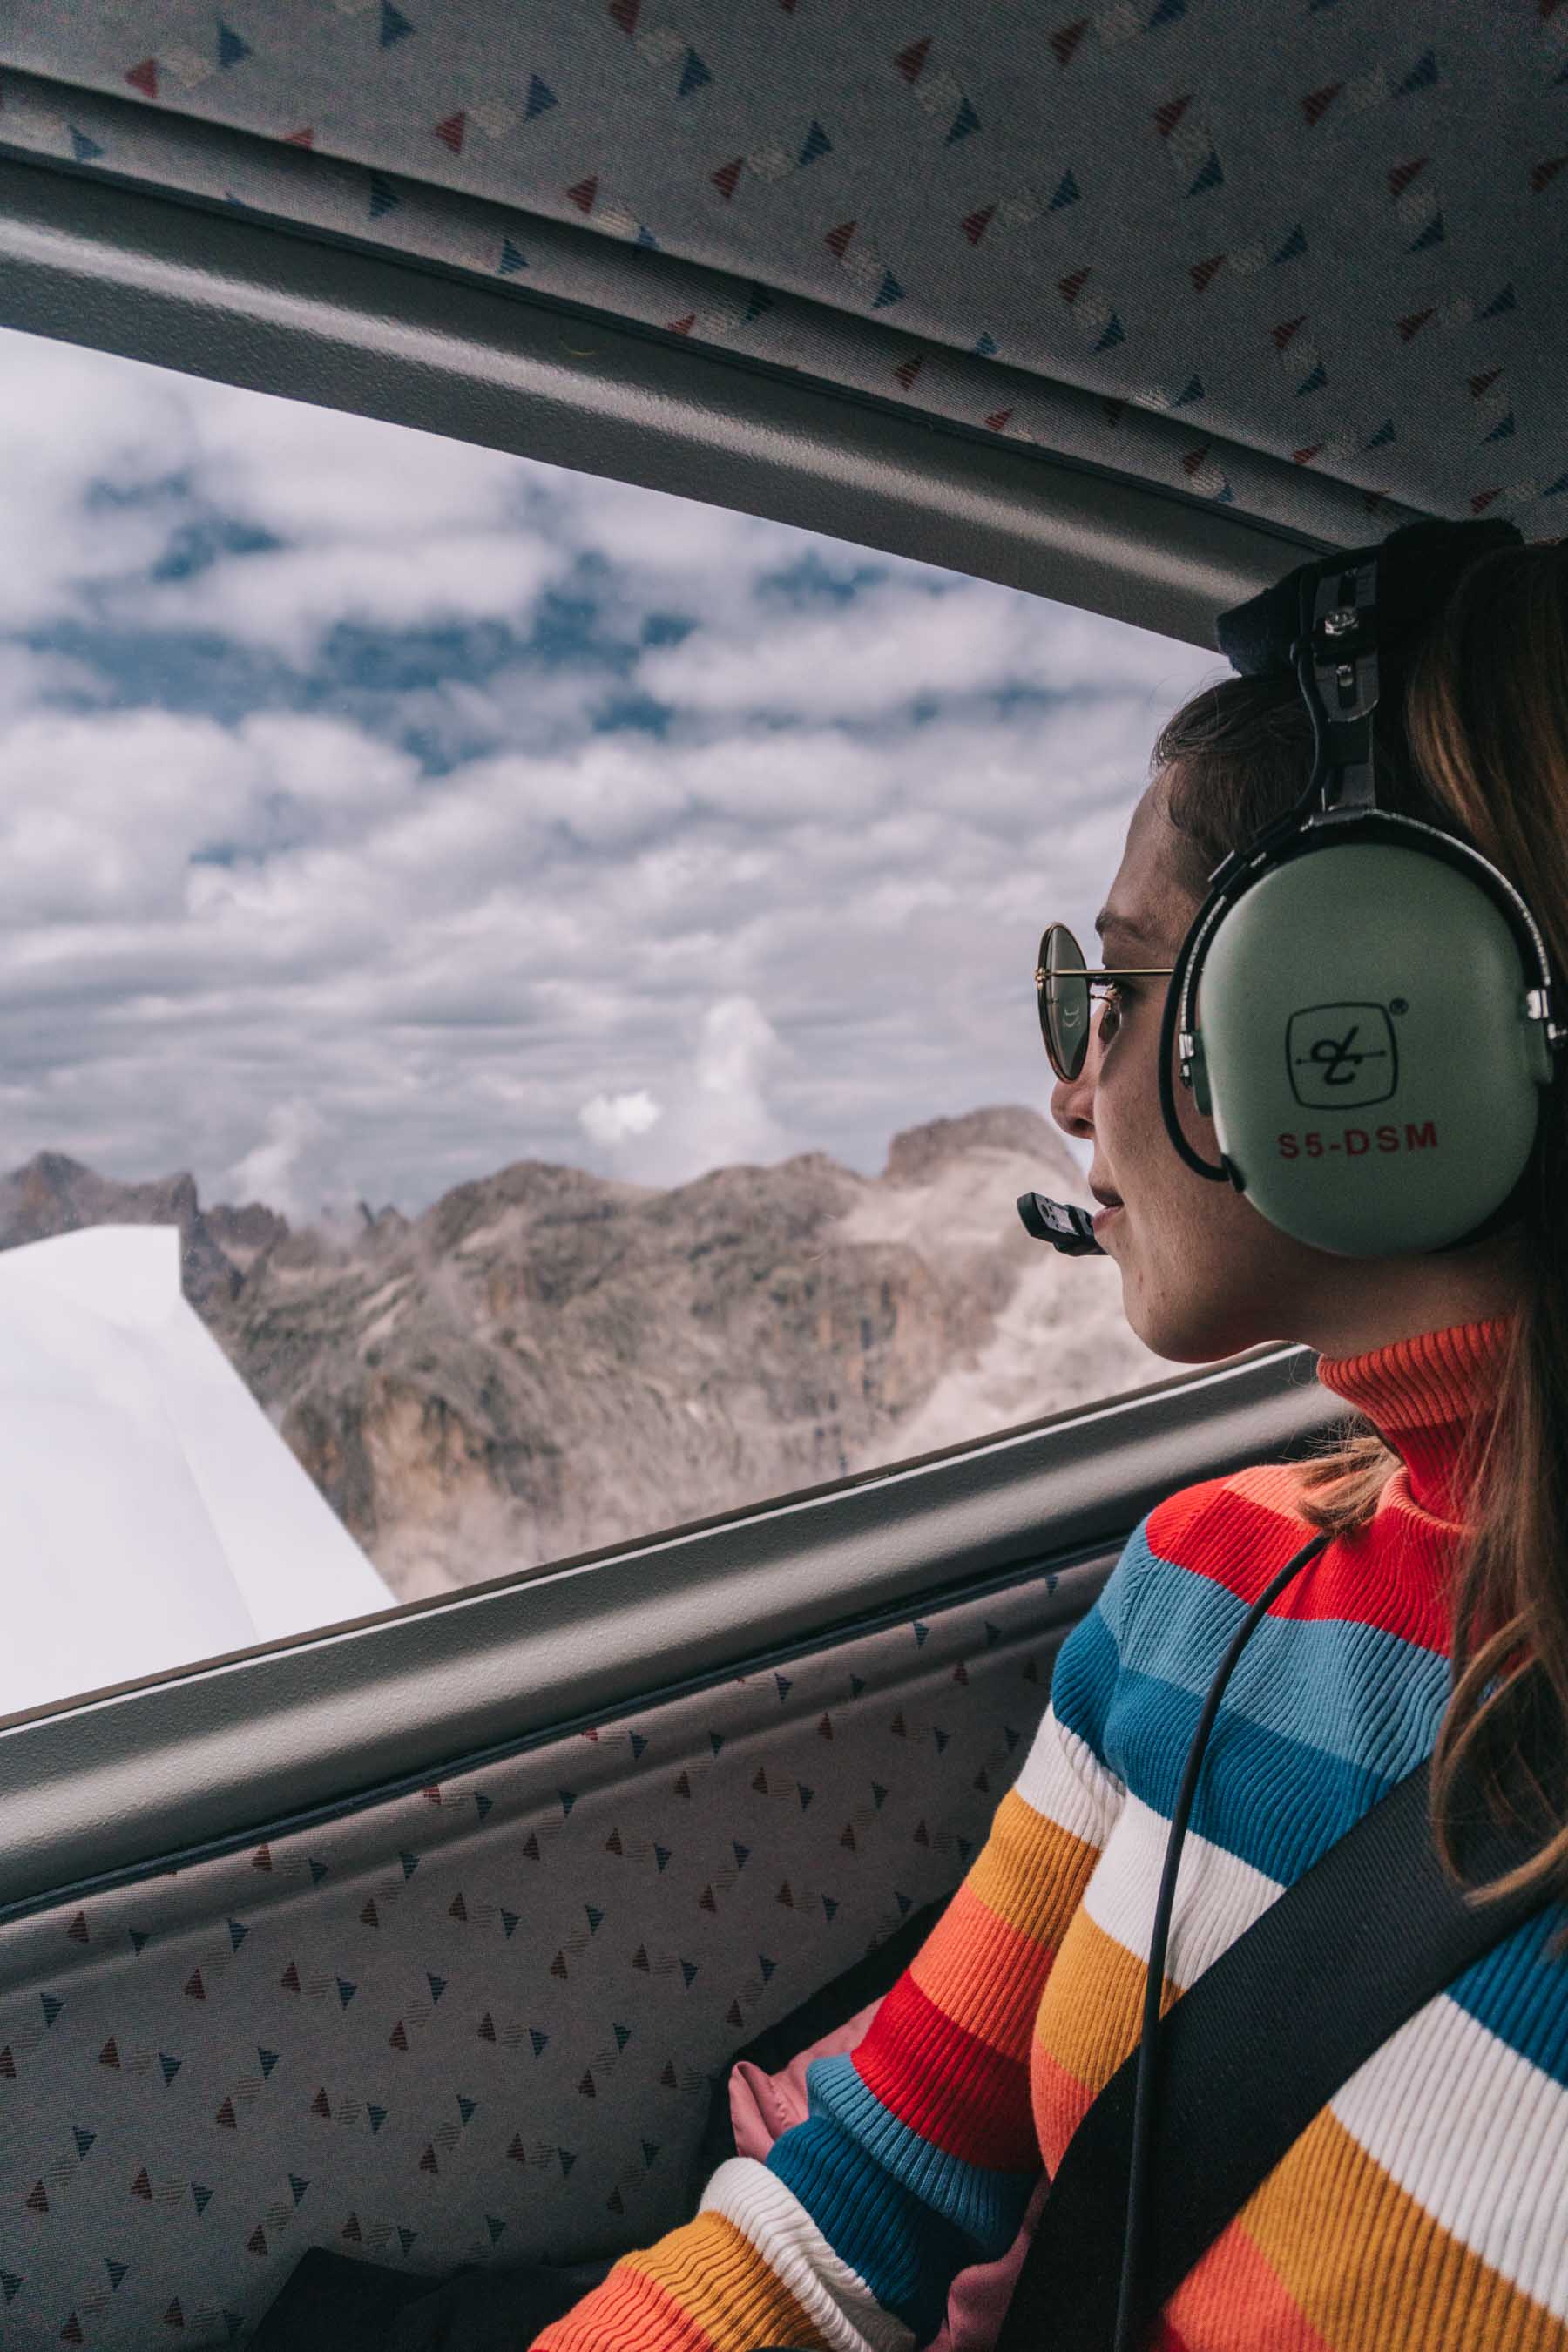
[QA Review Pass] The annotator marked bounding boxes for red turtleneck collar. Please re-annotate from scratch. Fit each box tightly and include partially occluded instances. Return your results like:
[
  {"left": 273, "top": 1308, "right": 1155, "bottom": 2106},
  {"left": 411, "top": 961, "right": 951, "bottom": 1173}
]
[{"left": 1313, "top": 1315, "right": 1515, "bottom": 1526}]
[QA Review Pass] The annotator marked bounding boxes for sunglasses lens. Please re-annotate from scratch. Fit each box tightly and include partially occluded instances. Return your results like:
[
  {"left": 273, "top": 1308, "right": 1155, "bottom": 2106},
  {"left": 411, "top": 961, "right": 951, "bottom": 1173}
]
[{"left": 1039, "top": 923, "right": 1091, "bottom": 1080}]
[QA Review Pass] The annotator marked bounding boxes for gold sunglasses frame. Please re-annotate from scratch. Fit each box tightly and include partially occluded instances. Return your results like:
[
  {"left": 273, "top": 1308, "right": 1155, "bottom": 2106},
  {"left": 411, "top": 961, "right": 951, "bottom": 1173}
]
[{"left": 1034, "top": 924, "right": 1176, "bottom": 1083}]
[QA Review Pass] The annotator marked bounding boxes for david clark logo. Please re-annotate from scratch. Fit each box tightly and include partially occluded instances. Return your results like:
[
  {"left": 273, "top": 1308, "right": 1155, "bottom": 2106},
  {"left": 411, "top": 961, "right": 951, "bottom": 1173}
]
[{"left": 1286, "top": 1002, "right": 1399, "bottom": 1108}]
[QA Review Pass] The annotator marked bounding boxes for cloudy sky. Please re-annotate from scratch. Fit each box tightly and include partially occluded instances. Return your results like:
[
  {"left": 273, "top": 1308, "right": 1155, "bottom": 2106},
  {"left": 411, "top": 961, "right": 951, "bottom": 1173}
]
[{"left": 0, "top": 322, "right": 1220, "bottom": 1224}]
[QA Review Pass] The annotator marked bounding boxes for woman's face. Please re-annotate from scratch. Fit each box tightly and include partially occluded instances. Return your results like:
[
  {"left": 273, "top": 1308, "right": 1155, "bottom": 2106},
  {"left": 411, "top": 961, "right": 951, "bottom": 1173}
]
[{"left": 1048, "top": 774, "right": 1525, "bottom": 1362}]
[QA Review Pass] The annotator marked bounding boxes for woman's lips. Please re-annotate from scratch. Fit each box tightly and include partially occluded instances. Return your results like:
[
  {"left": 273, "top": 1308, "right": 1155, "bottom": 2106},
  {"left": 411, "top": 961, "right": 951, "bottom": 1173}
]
[{"left": 1092, "top": 1202, "right": 1124, "bottom": 1233}]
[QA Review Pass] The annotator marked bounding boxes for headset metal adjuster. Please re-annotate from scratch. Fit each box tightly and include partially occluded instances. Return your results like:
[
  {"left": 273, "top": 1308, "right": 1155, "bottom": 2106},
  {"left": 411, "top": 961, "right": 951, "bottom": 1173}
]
[
  {"left": 1321, "top": 605, "right": 1358, "bottom": 637},
  {"left": 1526, "top": 987, "right": 1567, "bottom": 1047}
]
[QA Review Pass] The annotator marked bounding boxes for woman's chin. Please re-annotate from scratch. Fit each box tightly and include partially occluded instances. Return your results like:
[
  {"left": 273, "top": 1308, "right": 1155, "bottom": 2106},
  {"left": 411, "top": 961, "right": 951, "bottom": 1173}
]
[{"left": 1116, "top": 1258, "right": 1260, "bottom": 1367}]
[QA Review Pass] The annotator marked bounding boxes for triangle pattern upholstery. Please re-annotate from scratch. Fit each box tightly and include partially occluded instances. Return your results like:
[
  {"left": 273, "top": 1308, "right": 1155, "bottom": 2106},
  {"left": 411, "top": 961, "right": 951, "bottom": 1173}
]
[
  {"left": 0, "top": 1564, "right": 1074, "bottom": 2348},
  {"left": 0, "top": 3, "right": 1564, "bottom": 538}
]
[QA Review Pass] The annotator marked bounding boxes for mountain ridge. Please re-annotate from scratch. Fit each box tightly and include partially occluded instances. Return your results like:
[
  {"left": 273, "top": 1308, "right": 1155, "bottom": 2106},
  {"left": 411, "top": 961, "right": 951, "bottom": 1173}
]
[{"left": 0, "top": 1109, "right": 1169, "bottom": 1599}]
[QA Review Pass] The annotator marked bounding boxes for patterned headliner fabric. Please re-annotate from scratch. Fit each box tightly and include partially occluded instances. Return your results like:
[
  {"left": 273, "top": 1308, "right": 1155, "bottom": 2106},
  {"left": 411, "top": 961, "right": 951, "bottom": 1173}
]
[{"left": 2, "top": 2, "right": 1565, "bottom": 552}]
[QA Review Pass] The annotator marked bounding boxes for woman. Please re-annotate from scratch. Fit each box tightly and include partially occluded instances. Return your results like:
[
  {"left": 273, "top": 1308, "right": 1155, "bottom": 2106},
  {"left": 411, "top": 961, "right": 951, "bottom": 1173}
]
[{"left": 533, "top": 526, "right": 1568, "bottom": 2350}]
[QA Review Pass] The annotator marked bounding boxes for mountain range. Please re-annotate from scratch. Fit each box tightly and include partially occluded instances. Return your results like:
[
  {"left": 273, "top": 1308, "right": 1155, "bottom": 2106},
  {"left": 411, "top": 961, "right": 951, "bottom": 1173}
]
[{"left": 0, "top": 1111, "right": 1174, "bottom": 1603}]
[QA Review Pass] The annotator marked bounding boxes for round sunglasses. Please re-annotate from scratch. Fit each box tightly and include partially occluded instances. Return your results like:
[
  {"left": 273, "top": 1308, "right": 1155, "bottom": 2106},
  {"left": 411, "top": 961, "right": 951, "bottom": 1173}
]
[{"left": 1035, "top": 923, "right": 1176, "bottom": 1083}]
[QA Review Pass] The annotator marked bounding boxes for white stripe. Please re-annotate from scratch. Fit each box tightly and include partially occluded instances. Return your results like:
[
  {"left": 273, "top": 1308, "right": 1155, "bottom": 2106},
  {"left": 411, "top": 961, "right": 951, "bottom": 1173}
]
[
  {"left": 1083, "top": 1809, "right": 1568, "bottom": 2318},
  {"left": 1081, "top": 1794, "right": 1285, "bottom": 1986},
  {"left": 1330, "top": 1994, "right": 1568, "bottom": 2321},
  {"left": 1011, "top": 1705, "right": 1126, "bottom": 1850},
  {"left": 698, "top": 2156, "right": 916, "bottom": 2352}
]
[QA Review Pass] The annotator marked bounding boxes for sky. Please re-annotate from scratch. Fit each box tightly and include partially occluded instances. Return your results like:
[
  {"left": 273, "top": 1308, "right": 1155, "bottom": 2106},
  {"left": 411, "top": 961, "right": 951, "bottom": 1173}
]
[{"left": 0, "top": 322, "right": 1220, "bottom": 1224}]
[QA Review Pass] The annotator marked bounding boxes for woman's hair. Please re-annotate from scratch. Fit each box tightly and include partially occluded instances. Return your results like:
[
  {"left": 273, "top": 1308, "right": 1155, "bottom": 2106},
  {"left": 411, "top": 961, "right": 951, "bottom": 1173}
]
[{"left": 1153, "top": 538, "right": 1568, "bottom": 1925}]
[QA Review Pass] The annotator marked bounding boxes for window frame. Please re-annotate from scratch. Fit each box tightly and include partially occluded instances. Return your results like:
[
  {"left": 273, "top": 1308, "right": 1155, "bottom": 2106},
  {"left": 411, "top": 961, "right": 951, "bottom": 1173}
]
[
  {"left": 0, "top": 144, "right": 1328, "bottom": 652},
  {"left": 0, "top": 147, "right": 1345, "bottom": 1922},
  {"left": 0, "top": 1342, "right": 1336, "bottom": 1920}
]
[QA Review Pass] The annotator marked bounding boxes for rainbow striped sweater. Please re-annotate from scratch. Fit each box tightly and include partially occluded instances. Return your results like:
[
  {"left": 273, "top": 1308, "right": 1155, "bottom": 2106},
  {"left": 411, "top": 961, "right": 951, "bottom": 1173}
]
[{"left": 536, "top": 1318, "right": 1568, "bottom": 2351}]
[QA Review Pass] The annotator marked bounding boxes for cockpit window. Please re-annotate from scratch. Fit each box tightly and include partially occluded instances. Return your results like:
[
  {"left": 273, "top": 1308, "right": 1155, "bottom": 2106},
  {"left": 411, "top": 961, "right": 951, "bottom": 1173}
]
[{"left": 0, "top": 324, "right": 1215, "bottom": 1719}]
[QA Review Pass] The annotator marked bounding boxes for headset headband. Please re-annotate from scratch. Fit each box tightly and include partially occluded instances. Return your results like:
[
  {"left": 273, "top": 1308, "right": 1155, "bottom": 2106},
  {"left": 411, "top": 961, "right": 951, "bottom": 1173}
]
[
  {"left": 1190, "top": 518, "right": 1528, "bottom": 920},
  {"left": 1214, "top": 517, "right": 1524, "bottom": 688}
]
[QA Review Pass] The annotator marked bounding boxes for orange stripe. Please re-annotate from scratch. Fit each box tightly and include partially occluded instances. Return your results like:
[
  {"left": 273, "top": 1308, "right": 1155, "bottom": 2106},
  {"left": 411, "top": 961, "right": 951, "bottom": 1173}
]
[
  {"left": 1166, "top": 2213, "right": 1335, "bottom": 2351},
  {"left": 532, "top": 2257, "right": 720, "bottom": 2352},
  {"left": 614, "top": 2212, "right": 827, "bottom": 2352},
  {"left": 1029, "top": 2041, "right": 1096, "bottom": 2176},
  {"left": 1029, "top": 1910, "right": 1187, "bottom": 2177},
  {"left": 1032, "top": 1909, "right": 1168, "bottom": 2095},
  {"left": 1240, "top": 2106, "right": 1565, "bottom": 2352},
  {"left": 1220, "top": 1457, "right": 1321, "bottom": 1522},
  {"left": 908, "top": 1878, "right": 1059, "bottom": 2062},
  {"left": 967, "top": 1788, "right": 1104, "bottom": 1944}
]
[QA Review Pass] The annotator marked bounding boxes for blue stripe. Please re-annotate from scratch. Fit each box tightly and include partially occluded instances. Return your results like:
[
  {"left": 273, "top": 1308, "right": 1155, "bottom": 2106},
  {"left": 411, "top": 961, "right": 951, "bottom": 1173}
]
[
  {"left": 1051, "top": 1490, "right": 1568, "bottom": 2107},
  {"left": 1048, "top": 1599, "right": 1122, "bottom": 1767},
  {"left": 1044, "top": 1512, "right": 1157, "bottom": 1764},
  {"left": 1445, "top": 1900, "right": 1568, "bottom": 2087},
  {"left": 1108, "top": 1511, "right": 1568, "bottom": 2088},
  {"left": 767, "top": 2113, "right": 982, "bottom": 2343},
  {"left": 1110, "top": 1663, "right": 1402, "bottom": 1883},
  {"left": 1093, "top": 1522, "right": 1151, "bottom": 1649},
  {"left": 806, "top": 2053, "right": 1033, "bottom": 2249},
  {"left": 1118, "top": 1551, "right": 1450, "bottom": 1781}
]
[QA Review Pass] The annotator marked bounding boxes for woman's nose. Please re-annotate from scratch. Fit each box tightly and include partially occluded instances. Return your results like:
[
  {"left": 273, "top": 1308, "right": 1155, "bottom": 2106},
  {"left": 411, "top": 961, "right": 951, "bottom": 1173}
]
[{"left": 1050, "top": 1050, "right": 1096, "bottom": 1141}]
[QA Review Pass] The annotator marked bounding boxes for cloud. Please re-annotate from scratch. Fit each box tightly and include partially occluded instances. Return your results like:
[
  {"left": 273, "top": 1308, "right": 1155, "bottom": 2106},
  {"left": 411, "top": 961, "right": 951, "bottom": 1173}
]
[
  {"left": 0, "top": 321, "right": 841, "bottom": 669},
  {"left": 635, "top": 573, "right": 1214, "bottom": 722},
  {"left": 0, "top": 708, "right": 258, "bottom": 926},
  {"left": 0, "top": 707, "right": 421, "bottom": 930},
  {"left": 0, "top": 643, "right": 108, "bottom": 720},
  {"left": 0, "top": 325, "right": 1215, "bottom": 1218},
  {"left": 549, "top": 466, "right": 791, "bottom": 589},
  {"left": 0, "top": 680, "right": 1159, "bottom": 1209},
  {"left": 578, "top": 1089, "right": 663, "bottom": 1147},
  {"left": 0, "top": 325, "right": 571, "bottom": 661},
  {"left": 185, "top": 382, "right": 546, "bottom": 544},
  {"left": 0, "top": 330, "right": 193, "bottom": 631},
  {"left": 220, "top": 1098, "right": 333, "bottom": 1227},
  {"left": 584, "top": 997, "right": 800, "bottom": 1186},
  {"left": 135, "top": 533, "right": 562, "bottom": 664}
]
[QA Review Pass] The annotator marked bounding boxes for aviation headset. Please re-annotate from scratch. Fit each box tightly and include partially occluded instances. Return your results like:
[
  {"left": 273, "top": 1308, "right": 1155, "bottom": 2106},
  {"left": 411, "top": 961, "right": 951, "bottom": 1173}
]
[
  {"left": 1020, "top": 514, "right": 1566, "bottom": 1264},
  {"left": 1006, "top": 518, "right": 1567, "bottom": 2352}
]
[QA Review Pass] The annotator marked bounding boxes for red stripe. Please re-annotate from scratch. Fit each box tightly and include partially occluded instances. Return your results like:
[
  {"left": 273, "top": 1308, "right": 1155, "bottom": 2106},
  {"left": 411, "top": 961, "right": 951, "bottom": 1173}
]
[
  {"left": 853, "top": 1970, "right": 1037, "bottom": 2169},
  {"left": 1148, "top": 1478, "right": 1450, "bottom": 1651}
]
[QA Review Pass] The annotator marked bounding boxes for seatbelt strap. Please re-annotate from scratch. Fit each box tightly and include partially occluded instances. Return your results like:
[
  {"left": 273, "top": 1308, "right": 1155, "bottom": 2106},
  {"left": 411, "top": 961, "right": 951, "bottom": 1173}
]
[{"left": 994, "top": 1754, "right": 1551, "bottom": 2351}]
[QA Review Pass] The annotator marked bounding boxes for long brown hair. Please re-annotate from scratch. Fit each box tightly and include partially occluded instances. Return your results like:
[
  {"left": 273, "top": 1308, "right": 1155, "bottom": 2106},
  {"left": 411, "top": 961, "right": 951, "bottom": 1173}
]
[{"left": 1154, "top": 539, "right": 1568, "bottom": 1925}]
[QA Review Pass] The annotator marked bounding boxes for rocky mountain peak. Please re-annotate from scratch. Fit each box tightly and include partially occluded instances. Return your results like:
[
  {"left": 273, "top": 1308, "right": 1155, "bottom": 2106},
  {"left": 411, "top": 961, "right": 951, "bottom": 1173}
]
[
  {"left": 0, "top": 1109, "right": 1164, "bottom": 1605},
  {"left": 206, "top": 1199, "right": 292, "bottom": 1273},
  {"left": 19, "top": 1149, "right": 93, "bottom": 1186},
  {"left": 0, "top": 1153, "right": 275, "bottom": 1310},
  {"left": 418, "top": 1159, "right": 643, "bottom": 1258},
  {"left": 882, "top": 1105, "right": 1078, "bottom": 1190}
]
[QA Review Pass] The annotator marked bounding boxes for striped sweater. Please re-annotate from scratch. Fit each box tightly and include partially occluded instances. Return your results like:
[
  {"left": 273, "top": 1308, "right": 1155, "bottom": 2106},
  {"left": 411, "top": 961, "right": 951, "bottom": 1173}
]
[{"left": 536, "top": 1317, "right": 1568, "bottom": 2351}]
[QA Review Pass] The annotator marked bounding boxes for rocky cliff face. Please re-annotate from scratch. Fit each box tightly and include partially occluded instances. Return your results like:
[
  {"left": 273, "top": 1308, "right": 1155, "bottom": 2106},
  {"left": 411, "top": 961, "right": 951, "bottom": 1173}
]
[
  {"left": 0, "top": 1151, "right": 260, "bottom": 1313},
  {"left": 0, "top": 1112, "right": 1174, "bottom": 1604}
]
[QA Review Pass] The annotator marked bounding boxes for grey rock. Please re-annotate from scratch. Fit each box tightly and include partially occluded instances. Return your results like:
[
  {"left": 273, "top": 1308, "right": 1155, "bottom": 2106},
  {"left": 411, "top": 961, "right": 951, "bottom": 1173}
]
[{"left": 0, "top": 1110, "right": 1169, "bottom": 1605}]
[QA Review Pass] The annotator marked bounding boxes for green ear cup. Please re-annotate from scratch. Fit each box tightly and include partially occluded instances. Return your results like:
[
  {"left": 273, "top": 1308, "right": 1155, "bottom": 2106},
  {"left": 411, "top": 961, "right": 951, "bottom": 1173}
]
[{"left": 1193, "top": 841, "right": 1549, "bottom": 1257}]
